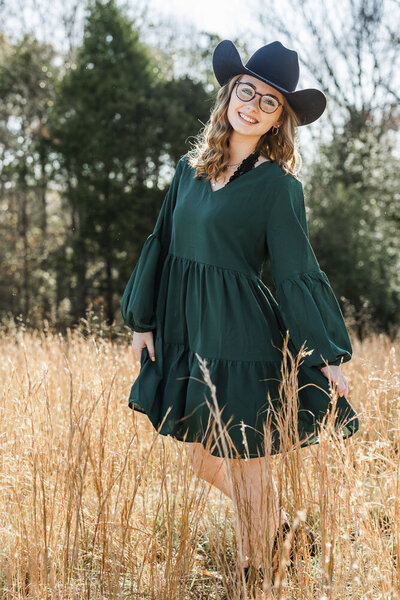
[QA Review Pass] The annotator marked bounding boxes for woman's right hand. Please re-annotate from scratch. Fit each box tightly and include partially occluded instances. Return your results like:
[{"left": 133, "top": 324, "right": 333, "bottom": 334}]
[{"left": 131, "top": 331, "right": 156, "bottom": 363}]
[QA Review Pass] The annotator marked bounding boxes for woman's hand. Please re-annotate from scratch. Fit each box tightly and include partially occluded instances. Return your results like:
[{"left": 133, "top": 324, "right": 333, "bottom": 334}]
[
  {"left": 131, "top": 331, "right": 156, "bottom": 363},
  {"left": 320, "top": 364, "right": 349, "bottom": 398}
]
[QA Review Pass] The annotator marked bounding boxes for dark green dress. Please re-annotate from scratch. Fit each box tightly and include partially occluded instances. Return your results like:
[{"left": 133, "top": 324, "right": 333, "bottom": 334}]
[{"left": 121, "top": 154, "right": 359, "bottom": 458}]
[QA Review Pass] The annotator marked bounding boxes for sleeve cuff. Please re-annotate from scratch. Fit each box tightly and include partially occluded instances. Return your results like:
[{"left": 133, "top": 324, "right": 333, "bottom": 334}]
[{"left": 276, "top": 269, "right": 353, "bottom": 369}]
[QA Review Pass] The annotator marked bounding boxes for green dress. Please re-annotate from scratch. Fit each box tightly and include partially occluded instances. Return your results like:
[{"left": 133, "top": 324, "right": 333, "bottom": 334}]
[{"left": 121, "top": 154, "right": 359, "bottom": 458}]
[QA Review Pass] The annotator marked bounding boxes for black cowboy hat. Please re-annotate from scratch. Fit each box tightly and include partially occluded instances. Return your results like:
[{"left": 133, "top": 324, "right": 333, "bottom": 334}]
[{"left": 212, "top": 40, "right": 326, "bottom": 126}]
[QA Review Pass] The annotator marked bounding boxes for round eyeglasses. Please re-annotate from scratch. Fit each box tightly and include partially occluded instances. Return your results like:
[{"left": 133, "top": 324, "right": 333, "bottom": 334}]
[{"left": 234, "top": 81, "right": 283, "bottom": 114}]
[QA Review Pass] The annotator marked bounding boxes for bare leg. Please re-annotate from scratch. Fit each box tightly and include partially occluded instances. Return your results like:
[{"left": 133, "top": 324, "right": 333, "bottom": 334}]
[
  {"left": 186, "top": 442, "right": 289, "bottom": 569},
  {"left": 186, "top": 441, "right": 232, "bottom": 498},
  {"left": 229, "top": 455, "right": 288, "bottom": 568}
]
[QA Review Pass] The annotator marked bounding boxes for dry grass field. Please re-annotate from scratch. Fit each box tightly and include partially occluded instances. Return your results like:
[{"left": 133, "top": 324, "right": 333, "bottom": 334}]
[{"left": 1, "top": 318, "right": 399, "bottom": 599}]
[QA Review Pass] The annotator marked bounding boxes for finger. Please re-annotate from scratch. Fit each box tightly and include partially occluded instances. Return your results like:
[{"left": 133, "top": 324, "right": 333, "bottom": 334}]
[
  {"left": 331, "top": 381, "right": 344, "bottom": 397},
  {"left": 146, "top": 338, "right": 156, "bottom": 362},
  {"left": 131, "top": 340, "right": 138, "bottom": 362}
]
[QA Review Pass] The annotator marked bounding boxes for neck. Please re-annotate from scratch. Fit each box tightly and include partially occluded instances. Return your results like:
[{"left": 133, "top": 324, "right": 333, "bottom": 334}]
[{"left": 227, "top": 132, "right": 260, "bottom": 164}]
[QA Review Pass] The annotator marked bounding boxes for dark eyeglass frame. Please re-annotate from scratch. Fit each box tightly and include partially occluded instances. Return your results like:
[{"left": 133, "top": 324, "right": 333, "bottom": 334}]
[{"left": 234, "top": 81, "right": 283, "bottom": 114}]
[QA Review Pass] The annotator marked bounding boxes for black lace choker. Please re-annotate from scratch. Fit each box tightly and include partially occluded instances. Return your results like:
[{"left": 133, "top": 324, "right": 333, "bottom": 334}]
[
  {"left": 226, "top": 150, "right": 261, "bottom": 184},
  {"left": 209, "top": 151, "right": 269, "bottom": 190}
]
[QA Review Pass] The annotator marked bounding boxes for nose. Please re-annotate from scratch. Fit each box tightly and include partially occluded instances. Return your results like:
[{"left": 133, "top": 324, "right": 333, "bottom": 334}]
[{"left": 246, "top": 94, "right": 260, "bottom": 111}]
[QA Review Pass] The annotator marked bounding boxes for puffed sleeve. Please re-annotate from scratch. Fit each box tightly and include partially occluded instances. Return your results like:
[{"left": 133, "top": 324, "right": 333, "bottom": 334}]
[
  {"left": 266, "top": 176, "right": 352, "bottom": 369},
  {"left": 121, "top": 156, "right": 185, "bottom": 332}
]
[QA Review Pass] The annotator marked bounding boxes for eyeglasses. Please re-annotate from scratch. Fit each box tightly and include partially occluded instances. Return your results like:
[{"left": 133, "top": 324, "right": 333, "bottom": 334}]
[{"left": 234, "top": 81, "right": 283, "bottom": 114}]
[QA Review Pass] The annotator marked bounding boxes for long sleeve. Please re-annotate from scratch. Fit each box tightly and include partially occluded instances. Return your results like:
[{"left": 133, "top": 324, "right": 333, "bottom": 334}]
[
  {"left": 265, "top": 176, "right": 352, "bottom": 369},
  {"left": 121, "top": 156, "right": 185, "bottom": 332}
]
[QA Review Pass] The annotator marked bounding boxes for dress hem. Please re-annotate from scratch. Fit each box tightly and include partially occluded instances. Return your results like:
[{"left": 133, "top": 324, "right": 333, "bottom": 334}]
[{"left": 128, "top": 398, "right": 358, "bottom": 458}]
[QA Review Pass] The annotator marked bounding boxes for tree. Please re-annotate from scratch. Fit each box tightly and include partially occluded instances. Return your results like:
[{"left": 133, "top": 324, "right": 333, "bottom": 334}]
[
  {"left": 50, "top": 0, "right": 212, "bottom": 326},
  {"left": 0, "top": 34, "right": 59, "bottom": 322},
  {"left": 49, "top": 0, "right": 158, "bottom": 324},
  {"left": 306, "top": 120, "right": 400, "bottom": 337}
]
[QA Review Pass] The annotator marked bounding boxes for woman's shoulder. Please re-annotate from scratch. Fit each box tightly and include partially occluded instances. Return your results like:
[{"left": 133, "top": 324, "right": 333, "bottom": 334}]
[
  {"left": 163, "top": 154, "right": 191, "bottom": 187},
  {"left": 177, "top": 153, "right": 190, "bottom": 170},
  {"left": 175, "top": 153, "right": 195, "bottom": 186},
  {"left": 264, "top": 165, "right": 304, "bottom": 203},
  {"left": 267, "top": 161, "right": 302, "bottom": 186},
  {"left": 262, "top": 164, "right": 306, "bottom": 221}
]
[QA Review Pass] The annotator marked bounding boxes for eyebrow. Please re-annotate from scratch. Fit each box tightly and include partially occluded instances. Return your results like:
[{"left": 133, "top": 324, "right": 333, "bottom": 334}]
[{"left": 238, "top": 80, "right": 281, "bottom": 102}]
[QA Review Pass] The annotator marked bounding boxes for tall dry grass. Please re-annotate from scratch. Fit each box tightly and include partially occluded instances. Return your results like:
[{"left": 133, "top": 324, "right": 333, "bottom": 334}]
[{"left": 1, "top": 317, "right": 399, "bottom": 599}]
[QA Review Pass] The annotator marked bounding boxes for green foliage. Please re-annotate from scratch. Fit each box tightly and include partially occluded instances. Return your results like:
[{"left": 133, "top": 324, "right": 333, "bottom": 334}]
[
  {"left": 306, "top": 122, "right": 400, "bottom": 337},
  {"left": 53, "top": 1, "right": 154, "bottom": 165},
  {"left": 0, "top": 34, "right": 60, "bottom": 323}
]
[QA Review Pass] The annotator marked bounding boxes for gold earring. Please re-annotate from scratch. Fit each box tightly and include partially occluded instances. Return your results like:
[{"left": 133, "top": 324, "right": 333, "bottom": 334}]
[{"left": 271, "top": 125, "right": 279, "bottom": 135}]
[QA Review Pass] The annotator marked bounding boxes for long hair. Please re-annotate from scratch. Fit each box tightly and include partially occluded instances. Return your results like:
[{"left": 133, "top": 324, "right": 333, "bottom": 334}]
[{"left": 187, "top": 74, "right": 303, "bottom": 180}]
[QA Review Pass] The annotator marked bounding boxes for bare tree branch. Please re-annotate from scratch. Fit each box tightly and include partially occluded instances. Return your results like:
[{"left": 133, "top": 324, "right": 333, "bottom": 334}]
[{"left": 246, "top": 0, "right": 399, "bottom": 136}]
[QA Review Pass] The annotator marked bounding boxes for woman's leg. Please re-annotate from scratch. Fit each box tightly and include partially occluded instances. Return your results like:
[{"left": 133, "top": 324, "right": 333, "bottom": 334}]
[
  {"left": 228, "top": 456, "right": 288, "bottom": 568},
  {"left": 186, "top": 442, "right": 232, "bottom": 498},
  {"left": 186, "top": 442, "right": 288, "bottom": 568}
]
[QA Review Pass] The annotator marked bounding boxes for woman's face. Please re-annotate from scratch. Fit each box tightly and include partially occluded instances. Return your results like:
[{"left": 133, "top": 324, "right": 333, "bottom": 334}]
[{"left": 227, "top": 74, "right": 285, "bottom": 138}]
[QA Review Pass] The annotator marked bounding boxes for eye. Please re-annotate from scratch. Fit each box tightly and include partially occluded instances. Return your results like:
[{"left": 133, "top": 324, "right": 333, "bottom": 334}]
[
  {"left": 261, "top": 96, "right": 279, "bottom": 112},
  {"left": 262, "top": 96, "right": 278, "bottom": 108},
  {"left": 241, "top": 86, "right": 254, "bottom": 96},
  {"left": 237, "top": 83, "right": 255, "bottom": 96}
]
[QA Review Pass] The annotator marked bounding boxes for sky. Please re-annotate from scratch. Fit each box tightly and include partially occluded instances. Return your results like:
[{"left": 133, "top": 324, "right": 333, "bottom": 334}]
[{"left": 145, "top": 0, "right": 245, "bottom": 38}]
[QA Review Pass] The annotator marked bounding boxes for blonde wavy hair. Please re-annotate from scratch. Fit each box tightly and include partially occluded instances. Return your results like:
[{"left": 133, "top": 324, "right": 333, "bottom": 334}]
[{"left": 187, "top": 74, "right": 303, "bottom": 181}]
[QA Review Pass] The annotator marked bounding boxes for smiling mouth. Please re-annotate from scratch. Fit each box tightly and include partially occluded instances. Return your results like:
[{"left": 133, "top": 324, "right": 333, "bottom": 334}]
[{"left": 238, "top": 111, "right": 258, "bottom": 124}]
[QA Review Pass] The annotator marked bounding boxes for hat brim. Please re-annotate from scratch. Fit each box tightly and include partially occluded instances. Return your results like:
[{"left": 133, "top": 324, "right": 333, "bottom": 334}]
[{"left": 212, "top": 40, "right": 326, "bottom": 126}]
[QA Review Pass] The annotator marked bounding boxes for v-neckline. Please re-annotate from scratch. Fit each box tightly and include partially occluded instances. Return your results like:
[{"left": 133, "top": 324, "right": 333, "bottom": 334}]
[{"left": 207, "top": 160, "right": 274, "bottom": 194}]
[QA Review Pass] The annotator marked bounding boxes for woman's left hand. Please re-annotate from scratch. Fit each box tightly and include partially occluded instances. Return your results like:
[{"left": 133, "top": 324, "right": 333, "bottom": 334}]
[{"left": 320, "top": 365, "right": 349, "bottom": 398}]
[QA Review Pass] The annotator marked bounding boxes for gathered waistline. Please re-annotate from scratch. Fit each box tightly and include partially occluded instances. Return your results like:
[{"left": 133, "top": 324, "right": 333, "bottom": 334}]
[{"left": 166, "top": 251, "right": 261, "bottom": 282}]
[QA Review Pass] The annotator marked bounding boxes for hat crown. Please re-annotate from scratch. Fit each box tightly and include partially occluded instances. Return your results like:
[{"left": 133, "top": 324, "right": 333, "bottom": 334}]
[{"left": 245, "top": 41, "right": 299, "bottom": 93}]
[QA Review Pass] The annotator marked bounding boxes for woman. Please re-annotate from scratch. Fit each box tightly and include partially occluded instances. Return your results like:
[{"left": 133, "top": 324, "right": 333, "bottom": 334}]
[{"left": 121, "top": 40, "right": 360, "bottom": 586}]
